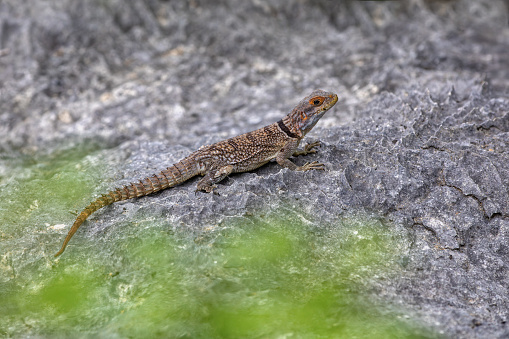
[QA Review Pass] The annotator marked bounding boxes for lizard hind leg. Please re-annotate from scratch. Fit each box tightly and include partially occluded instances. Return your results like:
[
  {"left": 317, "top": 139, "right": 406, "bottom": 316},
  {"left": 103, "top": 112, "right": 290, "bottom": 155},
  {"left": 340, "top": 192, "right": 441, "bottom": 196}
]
[{"left": 196, "top": 165, "right": 234, "bottom": 194}]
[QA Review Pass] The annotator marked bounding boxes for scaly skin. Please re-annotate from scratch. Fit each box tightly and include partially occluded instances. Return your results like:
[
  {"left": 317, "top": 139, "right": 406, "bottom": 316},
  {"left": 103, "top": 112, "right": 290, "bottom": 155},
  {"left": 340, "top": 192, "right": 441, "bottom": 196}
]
[{"left": 54, "top": 89, "right": 338, "bottom": 257}]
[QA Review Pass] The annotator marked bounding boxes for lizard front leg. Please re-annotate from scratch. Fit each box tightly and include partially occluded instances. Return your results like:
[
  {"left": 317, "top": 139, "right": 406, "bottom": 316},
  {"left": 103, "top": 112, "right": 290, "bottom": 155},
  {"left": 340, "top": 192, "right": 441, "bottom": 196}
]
[
  {"left": 196, "top": 165, "right": 234, "bottom": 193},
  {"left": 276, "top": 139, "right": 325, "bottom": 171}
]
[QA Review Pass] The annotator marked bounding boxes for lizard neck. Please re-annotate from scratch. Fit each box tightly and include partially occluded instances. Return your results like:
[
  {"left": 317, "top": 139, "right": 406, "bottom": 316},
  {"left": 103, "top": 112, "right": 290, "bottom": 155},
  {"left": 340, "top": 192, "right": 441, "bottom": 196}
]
[
  {"left": 278, "top": 115, "right": 303, "bottom": 139},
  {"left": 277, "top": 119, "right": 300, "bottom": 139}
]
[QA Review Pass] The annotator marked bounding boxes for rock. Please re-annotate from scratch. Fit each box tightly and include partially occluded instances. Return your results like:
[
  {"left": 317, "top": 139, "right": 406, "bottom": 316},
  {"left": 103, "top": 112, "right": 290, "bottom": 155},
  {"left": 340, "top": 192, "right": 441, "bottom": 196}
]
[{"left": 1, "top": 0, "right": 508, "bottom": 337}]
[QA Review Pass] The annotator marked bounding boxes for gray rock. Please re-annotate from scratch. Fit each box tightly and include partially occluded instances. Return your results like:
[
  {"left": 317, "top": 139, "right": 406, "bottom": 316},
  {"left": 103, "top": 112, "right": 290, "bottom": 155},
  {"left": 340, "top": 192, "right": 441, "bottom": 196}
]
[{"left": 1, "top": 0, "right": 509, "bottom": 337}]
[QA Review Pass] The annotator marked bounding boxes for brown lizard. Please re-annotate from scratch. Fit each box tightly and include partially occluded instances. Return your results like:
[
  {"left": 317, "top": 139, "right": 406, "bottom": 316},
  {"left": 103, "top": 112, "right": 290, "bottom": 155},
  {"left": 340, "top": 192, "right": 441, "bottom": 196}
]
[{"left": 54, "top": 89, "right": 338, "bottom": 257}]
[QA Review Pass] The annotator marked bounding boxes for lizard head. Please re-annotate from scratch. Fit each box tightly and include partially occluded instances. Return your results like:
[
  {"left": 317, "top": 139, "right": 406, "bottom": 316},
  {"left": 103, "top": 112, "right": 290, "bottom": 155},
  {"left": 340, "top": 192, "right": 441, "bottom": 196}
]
[{"left": 287, "top": 89, "right": 338, "bottom": 137}]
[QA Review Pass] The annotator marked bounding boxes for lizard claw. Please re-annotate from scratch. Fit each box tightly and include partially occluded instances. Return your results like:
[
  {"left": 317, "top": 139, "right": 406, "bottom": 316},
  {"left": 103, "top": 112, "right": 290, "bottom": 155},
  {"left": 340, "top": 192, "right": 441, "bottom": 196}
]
[{"left": 296, "top": 161, "right": 325, "bottom": 171}]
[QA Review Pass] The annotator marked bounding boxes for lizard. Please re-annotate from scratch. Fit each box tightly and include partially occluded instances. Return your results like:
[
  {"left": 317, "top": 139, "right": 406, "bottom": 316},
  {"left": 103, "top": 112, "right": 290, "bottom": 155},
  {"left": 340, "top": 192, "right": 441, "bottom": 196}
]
[{"left": 54, "top": 89, "right": 338, "bottom": 257}]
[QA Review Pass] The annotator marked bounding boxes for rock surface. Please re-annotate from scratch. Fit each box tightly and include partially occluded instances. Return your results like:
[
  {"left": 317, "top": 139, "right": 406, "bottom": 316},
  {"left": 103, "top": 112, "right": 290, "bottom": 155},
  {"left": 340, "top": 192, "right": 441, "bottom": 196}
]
[{"left": 1, "top": 0, "right": 509, "bottom": 337}]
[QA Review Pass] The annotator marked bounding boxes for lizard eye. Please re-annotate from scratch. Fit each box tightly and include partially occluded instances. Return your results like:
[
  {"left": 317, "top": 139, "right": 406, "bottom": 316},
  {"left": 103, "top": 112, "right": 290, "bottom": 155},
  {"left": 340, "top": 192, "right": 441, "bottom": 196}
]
[{"left": 310, "top": 97, "right": 324, "bottom": 106}]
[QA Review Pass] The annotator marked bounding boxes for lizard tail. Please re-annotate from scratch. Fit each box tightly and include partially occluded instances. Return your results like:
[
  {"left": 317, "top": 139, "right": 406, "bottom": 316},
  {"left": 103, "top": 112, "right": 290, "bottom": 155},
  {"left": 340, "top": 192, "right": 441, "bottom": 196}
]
[{"left": 54, "top": 158, "right": 199, "bottom": 257}]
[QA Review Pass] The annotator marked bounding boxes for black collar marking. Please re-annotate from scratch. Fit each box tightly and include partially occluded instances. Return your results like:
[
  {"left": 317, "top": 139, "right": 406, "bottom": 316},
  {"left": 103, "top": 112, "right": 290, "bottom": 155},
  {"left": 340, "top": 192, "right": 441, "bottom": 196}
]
[{"left": 277, "top": 120, "right": 299, "bottom": 139}]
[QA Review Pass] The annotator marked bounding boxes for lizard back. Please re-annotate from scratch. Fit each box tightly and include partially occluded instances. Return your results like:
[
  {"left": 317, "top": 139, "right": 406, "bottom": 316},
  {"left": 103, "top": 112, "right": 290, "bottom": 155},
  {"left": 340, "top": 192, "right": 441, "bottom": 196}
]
[{"left": 193, "top": 122, "right": 292, "bottom": 173}]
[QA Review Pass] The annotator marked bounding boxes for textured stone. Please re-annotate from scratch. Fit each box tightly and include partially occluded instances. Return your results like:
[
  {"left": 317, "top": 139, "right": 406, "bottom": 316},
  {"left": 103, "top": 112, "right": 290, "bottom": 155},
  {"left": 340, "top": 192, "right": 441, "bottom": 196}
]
[{"left": 1, "top": 0, "right": 509, "bottom": 337}]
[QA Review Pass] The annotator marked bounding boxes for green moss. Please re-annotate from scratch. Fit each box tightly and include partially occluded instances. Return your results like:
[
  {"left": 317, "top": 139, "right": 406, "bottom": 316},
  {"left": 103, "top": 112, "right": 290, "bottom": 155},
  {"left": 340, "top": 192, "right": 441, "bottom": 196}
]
[
  {"left": 1, "top": 215, "right": 433, "bottom": 338},
  {"left": 0, "top": 146, "right": 103, "bottom": 232}
]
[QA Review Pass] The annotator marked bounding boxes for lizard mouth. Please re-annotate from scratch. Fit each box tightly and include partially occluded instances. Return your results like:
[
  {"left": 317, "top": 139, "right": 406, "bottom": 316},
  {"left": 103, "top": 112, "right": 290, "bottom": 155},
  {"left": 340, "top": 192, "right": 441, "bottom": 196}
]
[
  {"left": 321, "top": 95, "right": 338, "bottom": 112},
  {"left": 328, "top": 94, "right": 338, "bottom": 107}
]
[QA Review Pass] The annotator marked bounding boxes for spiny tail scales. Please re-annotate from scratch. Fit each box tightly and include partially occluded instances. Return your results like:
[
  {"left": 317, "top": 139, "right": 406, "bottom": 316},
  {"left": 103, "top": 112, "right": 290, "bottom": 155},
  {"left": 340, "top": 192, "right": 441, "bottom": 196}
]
[{"left": 54, "top": 158, "right": 198, "bottom": 257}]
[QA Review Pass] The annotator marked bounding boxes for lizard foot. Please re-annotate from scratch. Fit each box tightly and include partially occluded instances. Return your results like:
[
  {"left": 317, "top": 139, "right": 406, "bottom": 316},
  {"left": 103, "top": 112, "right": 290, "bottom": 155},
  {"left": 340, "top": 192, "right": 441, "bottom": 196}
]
[
  {"left": 303, "top": 141, "right": 321, "bottom": 154},
  {"left": 296, "top": 161, "right": 325, "bottom": 171},
  {"left": 196, "top": 184, "right": 219, "bottom": 195},
  {"left": 293, "top": 141, "right": 321, "bottom": 156}
]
